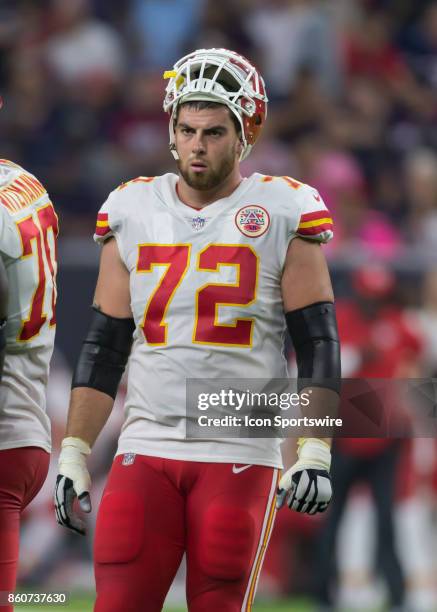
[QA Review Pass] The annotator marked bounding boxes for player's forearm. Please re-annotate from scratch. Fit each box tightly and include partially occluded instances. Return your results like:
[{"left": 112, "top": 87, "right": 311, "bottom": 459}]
[
  {"left": 285, "top": 300, "right": 340, "bottom": 446},
  {"left": 66, "top": 387, "right": 114, "bottom": 448},
  {"left": 65, "top": 304, "right": 134, "bottom": 447}
]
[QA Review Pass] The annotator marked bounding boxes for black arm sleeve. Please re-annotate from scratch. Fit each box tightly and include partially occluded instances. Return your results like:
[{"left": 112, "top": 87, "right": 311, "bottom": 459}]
[
  {"left": 71, "top": 307, "right": 136, "bottom": 399},
  {"left": 285, "top": 301, "right": 341, "bottom": 394}
]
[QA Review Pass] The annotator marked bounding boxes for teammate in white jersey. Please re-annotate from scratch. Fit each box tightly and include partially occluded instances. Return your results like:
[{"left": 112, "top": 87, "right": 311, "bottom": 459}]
[
  {"left": 0, "top": 159, "right": 58, "bottom": 602},
  {"left": 55, "top": 49, "right": 340, "bottom": 611}
]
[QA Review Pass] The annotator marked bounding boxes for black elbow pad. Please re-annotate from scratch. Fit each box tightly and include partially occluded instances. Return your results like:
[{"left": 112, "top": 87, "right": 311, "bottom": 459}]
[
  {"left": 286, "top": 301, "right": 341, "bottom": 394},
  {"left": 72, "top": 308, "right": 136, "bottom": 399}
]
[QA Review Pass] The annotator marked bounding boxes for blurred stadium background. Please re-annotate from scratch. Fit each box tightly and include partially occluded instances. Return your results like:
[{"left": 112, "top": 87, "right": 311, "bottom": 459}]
[{"left": 1, "top": 0, "right": 437, "bottom": 610}]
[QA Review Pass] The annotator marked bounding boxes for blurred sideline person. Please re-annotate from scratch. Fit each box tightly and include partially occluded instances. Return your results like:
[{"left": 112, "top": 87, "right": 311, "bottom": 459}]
[
  {"left": 54, "top": 49, "right": 341, "bottom": 611},
  {"left": 0, "top": 158, "right": 58, "bottom": 606},
  {"left": 314, "top": 264, "right": 423, "bottom": 611}
]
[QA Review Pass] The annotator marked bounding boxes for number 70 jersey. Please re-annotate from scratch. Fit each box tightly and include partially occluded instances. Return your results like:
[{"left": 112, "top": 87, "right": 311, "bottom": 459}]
[
  {"left": 94, "top": 172, "right": 333, "bottom": 467},
  {"left": 0, "top": 160, "right": 58, "bottom": 453}
]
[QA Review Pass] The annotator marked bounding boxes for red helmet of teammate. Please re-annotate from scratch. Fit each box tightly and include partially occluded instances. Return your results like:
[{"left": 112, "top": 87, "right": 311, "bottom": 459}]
[
  {"left": 163, "top": 48, "right": 268, "bottom": 161},
  {"left": 353, "top": 263, "right": 395, "bottom": 300}
]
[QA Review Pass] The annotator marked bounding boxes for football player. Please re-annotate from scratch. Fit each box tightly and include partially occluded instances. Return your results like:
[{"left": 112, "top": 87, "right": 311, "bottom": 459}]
[
  {"left": 54, "top": 49, "right": 340, "bottom": 611},
  {"left": 0, "top": 159, "right": 58, "bottom": 604}
]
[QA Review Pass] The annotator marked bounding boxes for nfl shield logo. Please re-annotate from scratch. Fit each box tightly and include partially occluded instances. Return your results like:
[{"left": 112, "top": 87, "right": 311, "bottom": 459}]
[
  {"left": 191, "top": 216, "right": 206, "bottom": 231},
  {"left": 122, "top": 453, "right": 136, "bottom": 466}
]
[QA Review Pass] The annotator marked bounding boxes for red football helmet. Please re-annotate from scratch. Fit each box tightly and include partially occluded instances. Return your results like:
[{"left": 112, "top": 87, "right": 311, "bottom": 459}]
[
  {"left": 163, "top": 48, "right": 268, "bottom": 161},
  {"left": 353, "top": 264, "right": 395, "bottom": 299}
]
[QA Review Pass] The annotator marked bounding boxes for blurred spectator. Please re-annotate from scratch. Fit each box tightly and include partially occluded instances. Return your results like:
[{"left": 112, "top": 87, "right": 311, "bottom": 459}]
[
  {"left": 343, "top": 9, "right": 410, "bottom": 85},
  {"left": 343, "top": 7, "right": 435, "bottom": 123},
  {"left": 128, "top": 0, "right": 206, "bottom": 70},
  {"left": 372, "top": 158, "right": 407, "bottom": 227},
  {"left": 246, "top": 0, "right": 342, "bottom": 99},
  {"left": 398, "top": 1, "right": 437, "bottom": 88},
  {"left": 267, "top": 69, "right": 334, "bottom": 144},
  {"left": 324, "top": 76, "right": 392, "bottom": 180},
  {"left": 291, "top": 140, "right": 403, "bottom": 259},
  {"left": 314, "top": 264, "right": 424, "bottom": 611},
  {"left": 196, "top": 0, "right": 254, "bottom": 56},
  {"left": 0, "top": 49, "right": 57, "bottom": 174},
  {"left": 44, "top": 0, "right": 126, "bottom": 87},
  {"left": 108, "top": 72, "right": 169, "bottom": 176},
  {"left": 415, "top": 267, "right": 437, "bottom": 376},
  {"left": 241, "top": 137, "right": 296, "bottom": 178},
  {"left": 336, "top": 264, "right": 423, "bottom": 378},
  {"left": 328, "top": 0, "right": 363, "bottom": 32},
  {"left": 405, "top": 148, "right": 437, "bottom": 251}
]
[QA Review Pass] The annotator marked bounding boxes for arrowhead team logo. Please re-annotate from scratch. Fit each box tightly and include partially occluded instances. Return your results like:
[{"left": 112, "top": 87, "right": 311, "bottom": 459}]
[{"left": 235, "top": 205, "right": 270, "bottom": 238}]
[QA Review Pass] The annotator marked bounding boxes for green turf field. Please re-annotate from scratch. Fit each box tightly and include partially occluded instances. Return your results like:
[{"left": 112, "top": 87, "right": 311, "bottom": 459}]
[{"left": 14, "top": 593, "right": 312, "bottom": 612}]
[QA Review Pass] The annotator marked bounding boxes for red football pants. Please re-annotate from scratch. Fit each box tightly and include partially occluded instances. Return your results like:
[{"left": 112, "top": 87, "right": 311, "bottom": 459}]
[
  {"left": 94, "top": 455, "right": 279, "bottom": 612},
  {"left": 0, "top": 447, "right": 50, "bottom": 608}
]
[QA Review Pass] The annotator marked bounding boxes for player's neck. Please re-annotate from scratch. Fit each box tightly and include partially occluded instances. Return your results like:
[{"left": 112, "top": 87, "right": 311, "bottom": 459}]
[{"left": 177, "top": 169, "right": 244, "bottom": 209}]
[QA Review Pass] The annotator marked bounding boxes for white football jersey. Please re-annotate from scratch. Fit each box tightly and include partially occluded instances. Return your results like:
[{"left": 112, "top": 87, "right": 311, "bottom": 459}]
[
  {"left": 0, "top": 160, "right": 58, "bottom": 452},
  {"left": 94, "top": 173, "right": 333, "bottom": 467}
]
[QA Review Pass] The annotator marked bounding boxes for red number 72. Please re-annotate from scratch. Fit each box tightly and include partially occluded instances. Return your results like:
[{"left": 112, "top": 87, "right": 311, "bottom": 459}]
[{"left": 136, "top": 244, "right": 258, "bottom": 347}]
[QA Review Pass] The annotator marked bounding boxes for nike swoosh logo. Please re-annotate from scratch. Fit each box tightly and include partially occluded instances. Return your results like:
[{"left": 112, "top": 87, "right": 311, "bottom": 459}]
[
  {"left": 232, "top": 464, "right": 252, "bottom": 474},
  {"left": 313, "top": 193, "right": 321, "bottom": 202}
]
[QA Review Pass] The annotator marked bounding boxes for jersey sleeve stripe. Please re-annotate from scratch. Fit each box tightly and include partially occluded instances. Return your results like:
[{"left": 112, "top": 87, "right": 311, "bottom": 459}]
[
  {"left": 97, "top": 212, "right": 108, "bottom": 221},
  {"left": 95, "top": 225, "right": 111, "bottom": 237},
  {"left": 298, "top": 217, "right": 332, "bottom": 229},
  {"left": 96, "top": 219, "right": 109, "bottom": 228},
  {"left": 299, "top": 209, "right": 332, "bottom": 223},
  {"left": 297, "top": 222, "right": 333, "bottom": 236}
]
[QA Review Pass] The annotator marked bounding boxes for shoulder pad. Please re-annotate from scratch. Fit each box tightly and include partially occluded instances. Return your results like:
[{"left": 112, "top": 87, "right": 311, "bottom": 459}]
[{"left": 116, "top": 176, "right": 156, "bottom": 192}]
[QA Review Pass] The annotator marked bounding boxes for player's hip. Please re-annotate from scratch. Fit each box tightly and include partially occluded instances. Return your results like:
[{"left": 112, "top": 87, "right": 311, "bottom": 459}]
[
  {"left": 0, "top": 446, "right": 50, "bottom": 508},
  {"left": 115, "top": 436, "right": 283, "bottom": 469}
]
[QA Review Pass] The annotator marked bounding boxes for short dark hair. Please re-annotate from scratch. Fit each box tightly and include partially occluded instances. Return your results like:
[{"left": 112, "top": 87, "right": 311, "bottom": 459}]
[{"left": 174, "top": 100, "right": 241, "bottom": 136}]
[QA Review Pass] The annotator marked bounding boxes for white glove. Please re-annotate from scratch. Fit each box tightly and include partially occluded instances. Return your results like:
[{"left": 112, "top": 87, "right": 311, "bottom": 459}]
[
  {"left": 54, "top": 437, "right": 92, "bottom": 535},
  {"left": 276, "top": 438, "right": 332, "bottom": 514}
]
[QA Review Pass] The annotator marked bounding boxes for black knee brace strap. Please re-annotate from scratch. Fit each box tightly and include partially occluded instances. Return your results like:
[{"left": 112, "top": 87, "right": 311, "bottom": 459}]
[
  {"left": 285, "top": 301, "right": 341, "bottom": 394},
  {"left": 72, "top": 308, "right": 135, "bottom": 399}
]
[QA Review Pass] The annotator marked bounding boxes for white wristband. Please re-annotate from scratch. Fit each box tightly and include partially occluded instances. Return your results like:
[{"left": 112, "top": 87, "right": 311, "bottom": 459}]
[
  {"left": 61, "top": 436, "right": 91, "bottom": 455},
  {"left": 296, "top": 438, "right": 331, "bottom": 472},
  {"left": 58, "top": 437, "right": 91, "bottom": 497}
]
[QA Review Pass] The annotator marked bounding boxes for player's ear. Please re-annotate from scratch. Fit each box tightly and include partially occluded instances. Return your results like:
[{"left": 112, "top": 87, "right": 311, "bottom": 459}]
[{"left": 236, "top": 137, "right": 243, "bottom": 158}]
